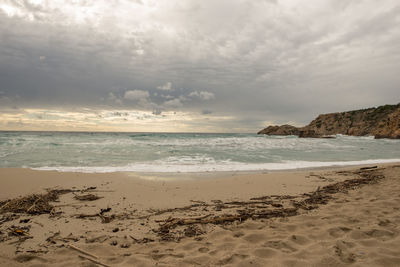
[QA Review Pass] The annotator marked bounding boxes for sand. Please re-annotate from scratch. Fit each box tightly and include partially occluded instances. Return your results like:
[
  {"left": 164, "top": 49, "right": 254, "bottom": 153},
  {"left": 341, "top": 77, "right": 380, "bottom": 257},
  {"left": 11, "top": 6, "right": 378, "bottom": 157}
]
[{"left": 0, "top": 164, "right": 399, "bottom": 266}]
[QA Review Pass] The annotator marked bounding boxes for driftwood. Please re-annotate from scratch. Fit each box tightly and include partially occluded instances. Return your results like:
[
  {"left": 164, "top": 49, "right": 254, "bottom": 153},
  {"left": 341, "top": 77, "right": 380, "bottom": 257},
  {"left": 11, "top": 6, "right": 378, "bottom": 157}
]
[
  {"left": 74, "top": 194, "right": 102, "bottom": 201},
  {"left": 81, "top": 186, "right": 97, "bottom": 192},
  {"left": 360, "top": 166, "right": 377, "bottom": 170},
  {"left": 75, "top": 213, "right": 115, "bottom": 223},
  {"left": 129, "top": 235, "right": 155, "bottom": 244},
  {"left": 78, "top": 255, "right": 111, "bottom": 267},
  {"left": 46, "top": 232, "right": 78, "bottom": 244},
  {"left": 46, "top": 232, "right": 61, "bottom": 244},
  {"left": 68, "top": 244, "right": 99, "bottom": 259},
  {"left": 76, "top": 214, "right": 99, "bottom": 219},
  {"left": 0, "top": 201, "right": 12, "bottom": 211}
]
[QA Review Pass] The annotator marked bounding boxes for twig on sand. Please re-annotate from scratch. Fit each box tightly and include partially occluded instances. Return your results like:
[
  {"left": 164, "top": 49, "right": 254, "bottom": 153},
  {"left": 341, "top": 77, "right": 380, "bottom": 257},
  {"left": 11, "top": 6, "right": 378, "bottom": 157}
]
[
  {"left": 76, "top": 213, "right": 99, "bottom": 219},
  {"left": 75, "top": 213, "right": 114, "bottom": 223},
  {"left": 78, "top": 254, "right": 111, "bottom": 267},
  {"left": 33, "top": 221, "right": 44, "bottom": 227},
  {"left": 68, "top": 244, "right": 99, "bottom": 259},
  {"left": 74, "top": 194, "right": 102, "bottom": 201},
  {"left": 359, "top": 165, "right": 377, "bottom": 170},
  {"left": 0, "top": 200, "right": 11, "bottom": 211},
  {"left": 27, "top": 197, "right": 42, "bottom": 213}
]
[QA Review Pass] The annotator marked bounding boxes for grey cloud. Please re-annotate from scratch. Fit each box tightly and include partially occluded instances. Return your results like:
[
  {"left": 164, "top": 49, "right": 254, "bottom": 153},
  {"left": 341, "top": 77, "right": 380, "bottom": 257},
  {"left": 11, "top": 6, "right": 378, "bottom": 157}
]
[
  {"left": 189, "top": 91, "right": 215, "bottom": 100},
  {"left": 163, "top": 98, "right": 182, "bottom": 108},
  {"left": 157, "top": 82, "right": 174, "bottom": 91},
  {"left": 160, "top": 94, "right": 174, "bottom": 99},
  {"left": 124, "top": 90, "right": 150, "bottom": 101},
  {"left": 0, "top": 0, "right": 399, "bottom": 131}
]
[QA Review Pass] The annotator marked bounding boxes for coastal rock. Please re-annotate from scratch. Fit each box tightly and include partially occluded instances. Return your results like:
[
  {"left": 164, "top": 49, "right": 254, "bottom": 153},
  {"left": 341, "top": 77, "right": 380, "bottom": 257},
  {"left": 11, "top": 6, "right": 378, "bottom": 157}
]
[
  {"left": 257, "top": 125, "right": 299, "bottom": 135},
  {"left": 258, "top": 103, "right": 400, "bottom": 139},
  {"left": 298, "top": 130, "right": 321, "bottom": 138},
  {"left": 373, "top": 108, "right": 400, "bottom": 139}
]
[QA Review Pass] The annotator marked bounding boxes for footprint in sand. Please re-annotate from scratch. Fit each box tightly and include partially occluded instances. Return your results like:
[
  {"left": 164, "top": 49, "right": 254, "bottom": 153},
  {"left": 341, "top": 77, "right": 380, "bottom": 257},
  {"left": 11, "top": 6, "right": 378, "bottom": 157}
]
[
  {"left": 232, "top": 231, "right": 245, "bottom": 238},
  {"left": 289, "top": 234, "right": 310, "bottom": 245},
  {"left": 374, "top": 257, "right": 400, "bottom": 267},
  {"left": 378, "top": 219, "right": 392, "bottom": 227},
  {"left": 262, "top": 240, "right": 297, "bottom": 253},
  {"left": 364, "top": 229, "right": 395, "bottom": 240},
  {"left": 334, "top": 240, "right": 357, "bottom": 264},
  {"left": 328, "top": 226, "right": 352, "bottom": 238},
  {"left": 14, "top": 254, "right": 45, "bottom": 263},
  {"left": 217, "top": 253, "right": 249, "bottom": 265},
  {"left": 252, "top": 248, "right": 277, "bottom": 258},
  {"left": 349, "top": 229, "right": 369, "bottom": 240},
  {"left": 198, "top": 247, "right": 209, "bottom": 253},
  {"left": 242, "top": 233, "right": 268, "bottom": 243}
]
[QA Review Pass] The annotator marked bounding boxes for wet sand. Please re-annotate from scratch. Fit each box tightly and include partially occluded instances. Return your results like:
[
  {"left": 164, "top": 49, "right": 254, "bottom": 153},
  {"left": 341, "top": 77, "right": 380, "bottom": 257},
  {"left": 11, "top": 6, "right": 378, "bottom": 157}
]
[{"left": 0, "top": 164, "right": 399, "bottom": 266}]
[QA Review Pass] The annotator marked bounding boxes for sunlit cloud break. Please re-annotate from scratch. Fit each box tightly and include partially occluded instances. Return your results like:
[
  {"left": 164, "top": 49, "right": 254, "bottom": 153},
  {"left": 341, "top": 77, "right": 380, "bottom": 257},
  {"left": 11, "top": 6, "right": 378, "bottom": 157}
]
[{"left": 0, "top": 108, "right": 241, "bottom": 132}]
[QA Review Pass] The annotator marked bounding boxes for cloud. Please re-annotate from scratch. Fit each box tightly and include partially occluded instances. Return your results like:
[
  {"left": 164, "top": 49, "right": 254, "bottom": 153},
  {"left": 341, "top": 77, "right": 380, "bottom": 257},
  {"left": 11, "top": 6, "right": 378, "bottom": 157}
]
[
  {"left": 160, "top": 94, "right": 174, "bottom": 99},
  {"left": 124, "top": 90, "right": 150, "bottom": 101},
  {"left": 163, "top": 98, "right": 182, "bottom": 108},
  {"left": 152, "top": 108, "right": 162, "bottom": 115},
  {"left": 107, "top": 92, "right": 123, "bottom": 105},
  {"left": 157, "top": 82, "right": 173, "bottom": 91},
  {"left": 0, "top": 0, "right": 399, "bottom": 131},
  {"left": 189, "top": 91, "right": 215, "bottom": 100},
  {"left": 202, "top": 110, "right": 213, "bottom": 115}
]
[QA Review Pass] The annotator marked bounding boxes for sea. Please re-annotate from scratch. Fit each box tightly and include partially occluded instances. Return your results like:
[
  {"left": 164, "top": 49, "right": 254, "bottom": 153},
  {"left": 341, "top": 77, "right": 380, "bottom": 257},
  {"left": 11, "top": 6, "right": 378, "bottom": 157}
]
[{"left": 0, "top": 131, "right": 400, "bottom": 173}]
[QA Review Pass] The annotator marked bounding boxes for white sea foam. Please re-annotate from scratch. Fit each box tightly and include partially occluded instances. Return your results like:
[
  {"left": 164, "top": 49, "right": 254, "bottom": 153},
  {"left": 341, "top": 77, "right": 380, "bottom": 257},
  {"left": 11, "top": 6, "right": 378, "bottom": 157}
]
[
  {"left": 33, "top": 158, "right": 400, "bottom": 173},
  {"left": 3, "top": 132, "right": 400, "bottom": 173}
]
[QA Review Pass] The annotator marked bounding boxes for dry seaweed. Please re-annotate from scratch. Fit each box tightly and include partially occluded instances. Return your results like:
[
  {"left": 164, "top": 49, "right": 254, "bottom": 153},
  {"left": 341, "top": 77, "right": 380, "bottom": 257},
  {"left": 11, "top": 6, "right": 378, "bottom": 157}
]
[
  {"left": 184, "top": 225, "right": 205, "bottom": 237},
  {"left": 129, "top": 236, "right": 155, "bottom": 244},
  {"left": 1, "top": 166, "right": 387, "bottom": 247},
  {"left": 155, "top": 167, "right": 385, "bottom": 240},
  {"left": 0, "top": 213, "right": 20, "bottom": 225},
  {"left": 0, "top": 189, "right": 75, "bottom": 215}
]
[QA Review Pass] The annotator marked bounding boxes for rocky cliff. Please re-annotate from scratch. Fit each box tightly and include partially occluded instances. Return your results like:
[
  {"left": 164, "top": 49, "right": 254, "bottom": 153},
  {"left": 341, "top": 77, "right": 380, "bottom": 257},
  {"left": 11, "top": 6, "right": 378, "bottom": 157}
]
[
  {"left": 258, "top": 103, "right": 400, "bottom": 139},
  {"left": 257, "top": 125, "right": 299, "bottom": 135}
]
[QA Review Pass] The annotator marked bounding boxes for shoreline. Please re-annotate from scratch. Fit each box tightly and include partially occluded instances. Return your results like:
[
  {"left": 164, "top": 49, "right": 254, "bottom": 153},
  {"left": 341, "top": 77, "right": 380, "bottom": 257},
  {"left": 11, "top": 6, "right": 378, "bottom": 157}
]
[
  {"left": 26, "top": 158, "right": 400, "bottom": 174},
  {"left": 1, "top": 164, "right": 399, "bottom": 266},
  {"left": 1, "top": 161, "right": 398, "bottom": 200}
]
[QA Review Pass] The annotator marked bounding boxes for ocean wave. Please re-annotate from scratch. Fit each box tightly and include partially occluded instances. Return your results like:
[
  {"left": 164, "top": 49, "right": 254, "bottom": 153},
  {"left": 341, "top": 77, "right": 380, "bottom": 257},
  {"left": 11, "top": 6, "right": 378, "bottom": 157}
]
[{"left": 32, "top": 158, "right": 400, "bottom": 173}]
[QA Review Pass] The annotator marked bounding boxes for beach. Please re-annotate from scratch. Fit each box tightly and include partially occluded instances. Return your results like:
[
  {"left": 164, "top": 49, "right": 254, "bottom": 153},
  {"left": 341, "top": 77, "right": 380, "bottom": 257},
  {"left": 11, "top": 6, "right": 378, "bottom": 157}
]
[
  {"left": 2, "top": 0, "right": 400, "bottom": 266},
  {"left": 0, "top": 164, "right": 399, "bottom": 266}
]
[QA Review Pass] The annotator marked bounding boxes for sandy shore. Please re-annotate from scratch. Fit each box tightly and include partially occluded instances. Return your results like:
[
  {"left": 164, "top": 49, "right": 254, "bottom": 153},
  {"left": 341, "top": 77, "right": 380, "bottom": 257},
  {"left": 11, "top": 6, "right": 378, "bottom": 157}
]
[{"left": 0, "top": 164, "right": 399, "bottom": 266}]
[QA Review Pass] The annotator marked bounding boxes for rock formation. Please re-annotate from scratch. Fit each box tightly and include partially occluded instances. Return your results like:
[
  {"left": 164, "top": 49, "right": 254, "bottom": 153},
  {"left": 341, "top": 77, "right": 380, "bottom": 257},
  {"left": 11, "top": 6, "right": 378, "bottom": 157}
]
[
  {"left": 258, "top": 103, "right": 400, "bottom": 139},
  {"left": 257, "top": 124, "right": 299, "bottom": 135}
]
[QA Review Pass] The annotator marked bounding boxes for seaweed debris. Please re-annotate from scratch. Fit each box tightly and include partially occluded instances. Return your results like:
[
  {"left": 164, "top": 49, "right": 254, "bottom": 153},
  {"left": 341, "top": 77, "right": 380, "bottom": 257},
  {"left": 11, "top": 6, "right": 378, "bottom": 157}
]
[
  {"left": 155, "top": 167, "right": 385, "bottom": 240},
  {"left": 0, "top": 189, "right": 74, "bottom": 215}
]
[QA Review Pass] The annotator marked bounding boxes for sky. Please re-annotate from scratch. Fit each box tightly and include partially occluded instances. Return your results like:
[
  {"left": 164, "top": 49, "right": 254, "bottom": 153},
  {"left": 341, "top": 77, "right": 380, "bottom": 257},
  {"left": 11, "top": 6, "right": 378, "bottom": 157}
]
[{"left": 0, "top": 0, "right": 399, "bottom": 132}]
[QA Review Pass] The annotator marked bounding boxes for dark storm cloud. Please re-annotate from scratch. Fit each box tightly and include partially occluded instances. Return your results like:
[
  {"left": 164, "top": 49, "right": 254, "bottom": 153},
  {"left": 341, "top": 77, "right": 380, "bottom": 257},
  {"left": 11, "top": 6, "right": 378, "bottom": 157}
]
[{"left": 0, "top": 0, "right": 399, "bottom": 131}]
